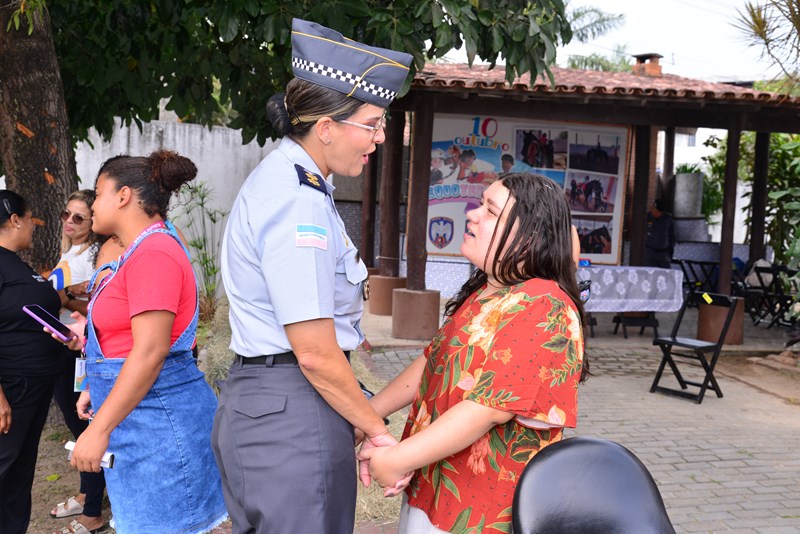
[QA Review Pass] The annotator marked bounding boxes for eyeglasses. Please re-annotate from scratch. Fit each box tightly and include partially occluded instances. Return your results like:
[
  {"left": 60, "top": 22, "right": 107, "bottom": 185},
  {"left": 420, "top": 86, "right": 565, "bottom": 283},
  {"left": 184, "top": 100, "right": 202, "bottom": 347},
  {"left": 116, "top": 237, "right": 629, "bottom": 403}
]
[
  {"left": 337, "top": 112, "right": 387, "bottom": 141},
  {"left": 60, "top": 210, "right": 89, "bottom": 225}
]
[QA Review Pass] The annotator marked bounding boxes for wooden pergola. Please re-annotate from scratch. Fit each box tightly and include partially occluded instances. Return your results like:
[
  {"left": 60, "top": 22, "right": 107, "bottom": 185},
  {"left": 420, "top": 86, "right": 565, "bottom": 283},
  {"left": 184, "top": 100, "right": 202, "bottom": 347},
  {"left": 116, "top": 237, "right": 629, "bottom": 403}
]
[{"left": 362, "top": 58, "right": 800, "bottom": 302}]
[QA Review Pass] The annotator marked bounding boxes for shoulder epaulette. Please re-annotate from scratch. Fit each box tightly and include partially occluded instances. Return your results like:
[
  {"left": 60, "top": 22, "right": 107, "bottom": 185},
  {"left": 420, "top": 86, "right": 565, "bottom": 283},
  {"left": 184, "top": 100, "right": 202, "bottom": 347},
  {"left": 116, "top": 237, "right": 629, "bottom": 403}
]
[{"left": 295, "top": 164, "right": 328, "bottom": 195}]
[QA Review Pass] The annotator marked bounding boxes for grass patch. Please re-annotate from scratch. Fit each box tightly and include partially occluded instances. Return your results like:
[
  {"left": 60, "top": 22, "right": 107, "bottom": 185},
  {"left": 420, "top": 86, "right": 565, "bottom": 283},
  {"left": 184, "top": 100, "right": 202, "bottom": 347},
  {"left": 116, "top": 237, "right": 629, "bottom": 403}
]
[{"left": 46, "top": 428, "right": 73, "bottom": 443}]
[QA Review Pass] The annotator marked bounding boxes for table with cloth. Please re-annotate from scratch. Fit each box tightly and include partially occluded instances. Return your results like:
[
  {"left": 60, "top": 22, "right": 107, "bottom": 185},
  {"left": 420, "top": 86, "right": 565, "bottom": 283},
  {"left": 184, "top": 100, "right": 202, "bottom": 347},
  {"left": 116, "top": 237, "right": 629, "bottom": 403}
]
[{"left": 577, "top": 266, "right": 684, "bottom": 337}]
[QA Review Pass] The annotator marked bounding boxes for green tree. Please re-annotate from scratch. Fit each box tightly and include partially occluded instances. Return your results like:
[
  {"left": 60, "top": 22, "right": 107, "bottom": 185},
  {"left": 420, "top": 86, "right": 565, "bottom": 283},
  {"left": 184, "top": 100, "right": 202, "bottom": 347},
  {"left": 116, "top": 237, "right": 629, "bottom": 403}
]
[
  {"left": 566, "top": 3, "right": 623, "bottom": 43},
  {"left": 567, "top": 44, "right": 631, "bottom": 72},
  {"left": 1, "top": 0, "right": 575, "bottom": 269},
  {"left": 704, "top": 132, "right": 800, "bottom": 264},
  {"left": 563, "top": 1, "right": 627, "bottom": 72},
  {"left": 737, "top": 0, "right": 799, "bottom": 82}
]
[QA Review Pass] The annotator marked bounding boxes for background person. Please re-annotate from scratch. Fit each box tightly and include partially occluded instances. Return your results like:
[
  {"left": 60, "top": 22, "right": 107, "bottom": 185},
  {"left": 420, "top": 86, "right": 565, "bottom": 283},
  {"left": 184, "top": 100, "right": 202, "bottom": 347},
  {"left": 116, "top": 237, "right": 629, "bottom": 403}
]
[
  {"left": 214, "top": 18, "right": 413, "bottom": 533},
  {"left": 49, "top": 190, "right": 98, "bottom": 317},
  {"left": 358, "top": 173, "right": 588, "bottom": 533},
  {"left": 0, "top": 191, "right": 72, "bottom": 534},
  {"left": 430, "top": 148, "right": 446, "bottom": 185},
  {"left": 644, "top": 199, "right": 676, "bottom": 268},
  {"left": 68, "top": 151, "right": 226, "bottom": 533},
  {"left": 47, "top": 190, "right": 107, "bottom": 534},
  {"left": 500, "top": 153, "right": 514, "bottom": 173}
]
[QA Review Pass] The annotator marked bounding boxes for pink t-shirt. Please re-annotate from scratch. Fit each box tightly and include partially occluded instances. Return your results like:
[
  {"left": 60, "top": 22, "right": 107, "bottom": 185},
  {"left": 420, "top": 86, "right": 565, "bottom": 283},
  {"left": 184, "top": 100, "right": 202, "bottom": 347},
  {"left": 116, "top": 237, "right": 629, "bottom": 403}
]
[{"left": 92, "top": 233, "right": 196, "bottom": 358}]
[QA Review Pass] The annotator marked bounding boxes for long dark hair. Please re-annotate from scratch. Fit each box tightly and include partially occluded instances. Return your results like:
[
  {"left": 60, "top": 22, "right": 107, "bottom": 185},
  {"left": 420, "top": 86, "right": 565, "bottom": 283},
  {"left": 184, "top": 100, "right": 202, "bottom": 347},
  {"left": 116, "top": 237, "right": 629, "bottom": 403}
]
[{"left": 445, "top": 172, "right": 589, "bottom": 382}]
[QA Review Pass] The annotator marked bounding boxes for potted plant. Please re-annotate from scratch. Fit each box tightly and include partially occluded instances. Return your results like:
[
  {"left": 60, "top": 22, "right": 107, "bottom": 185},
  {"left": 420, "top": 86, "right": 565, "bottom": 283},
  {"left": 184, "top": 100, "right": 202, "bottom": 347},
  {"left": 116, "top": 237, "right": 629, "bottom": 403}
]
[{"left": 673, "top": 163, "right": 704, "bottom": 218}]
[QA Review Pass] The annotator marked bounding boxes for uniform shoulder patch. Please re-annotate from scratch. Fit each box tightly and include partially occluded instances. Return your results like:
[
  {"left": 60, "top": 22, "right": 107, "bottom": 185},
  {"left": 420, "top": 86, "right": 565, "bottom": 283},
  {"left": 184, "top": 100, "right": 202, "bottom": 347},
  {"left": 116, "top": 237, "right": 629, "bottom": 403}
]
[{"left": 295, "top": 164, "right": 327, "bottom": 194}]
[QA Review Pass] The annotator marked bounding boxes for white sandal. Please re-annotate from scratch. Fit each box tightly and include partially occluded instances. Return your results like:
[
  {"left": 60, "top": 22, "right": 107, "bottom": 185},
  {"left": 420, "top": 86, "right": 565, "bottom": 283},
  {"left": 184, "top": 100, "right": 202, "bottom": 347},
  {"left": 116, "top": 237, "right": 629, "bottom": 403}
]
[
  {"left": 54, "top": 519, "right": 106, "bottom": 534},
  {"left": 50, "top": 496, "right": 84, "bottom": 518}
]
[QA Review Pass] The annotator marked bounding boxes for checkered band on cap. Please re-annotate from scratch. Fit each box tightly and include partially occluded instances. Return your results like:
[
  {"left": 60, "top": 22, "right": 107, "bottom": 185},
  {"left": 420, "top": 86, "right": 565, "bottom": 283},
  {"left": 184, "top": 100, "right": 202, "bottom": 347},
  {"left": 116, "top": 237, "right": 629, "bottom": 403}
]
[
  {"left": 291, "top": 58, "right": 398, "bottom": 103},
  {"left": 290, "top": 18, "right": 413, "bottom": 108}
]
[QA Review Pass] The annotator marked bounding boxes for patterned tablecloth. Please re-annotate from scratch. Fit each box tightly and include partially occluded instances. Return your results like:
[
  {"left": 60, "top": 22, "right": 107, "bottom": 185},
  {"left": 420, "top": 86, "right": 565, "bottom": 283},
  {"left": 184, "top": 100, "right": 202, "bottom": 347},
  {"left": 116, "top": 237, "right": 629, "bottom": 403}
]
[{"left": 577, "top": 266, "right": 684, "bottom": 313}]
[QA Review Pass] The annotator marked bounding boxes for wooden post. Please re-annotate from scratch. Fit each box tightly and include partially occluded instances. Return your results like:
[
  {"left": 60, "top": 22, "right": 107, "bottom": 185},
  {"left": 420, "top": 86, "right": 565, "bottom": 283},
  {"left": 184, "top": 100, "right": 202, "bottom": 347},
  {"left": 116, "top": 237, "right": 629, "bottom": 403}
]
[
  {"left": 377, "top": 110, "right": 405, "bottom": 276},
  {"left": 718, "top": 127, "right": 741, "bottom": 294},
  {"left": 406, "top": 98, "right": 434, "bottom": 290},
  {"left": 749, "top": 132, "right": 770, "bottom": 264},
  {"left": 360, "top": 154, "right": 378, "bottom": 267},
  {"left": 630, "top": 125, "right": 651, "bottom": 266},
  {"left": 663, "top": 126, "right": 675, "bottom": 212}
]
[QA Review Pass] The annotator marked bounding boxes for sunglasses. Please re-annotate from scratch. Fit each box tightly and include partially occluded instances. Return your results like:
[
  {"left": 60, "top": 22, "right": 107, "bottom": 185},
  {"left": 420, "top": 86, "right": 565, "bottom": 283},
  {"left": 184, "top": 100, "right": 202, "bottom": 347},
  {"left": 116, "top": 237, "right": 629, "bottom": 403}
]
[{"left": 60, "top": 210, "right": 90, "bottom": 225}]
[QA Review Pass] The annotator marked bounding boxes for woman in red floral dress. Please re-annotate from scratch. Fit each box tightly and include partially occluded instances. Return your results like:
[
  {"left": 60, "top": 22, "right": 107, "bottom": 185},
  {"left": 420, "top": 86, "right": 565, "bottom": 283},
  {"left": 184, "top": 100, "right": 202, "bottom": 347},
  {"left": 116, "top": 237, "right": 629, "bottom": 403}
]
[{"left": 359, "top": 172, "right": 589, "bottom": 533}]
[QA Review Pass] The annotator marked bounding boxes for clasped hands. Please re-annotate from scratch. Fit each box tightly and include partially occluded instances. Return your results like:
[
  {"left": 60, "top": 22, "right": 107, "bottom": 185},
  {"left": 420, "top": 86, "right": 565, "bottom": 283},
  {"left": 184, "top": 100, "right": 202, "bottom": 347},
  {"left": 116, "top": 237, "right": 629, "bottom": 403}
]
[{"left": 357, "top": 431, "right": 413, "bottom": 497}]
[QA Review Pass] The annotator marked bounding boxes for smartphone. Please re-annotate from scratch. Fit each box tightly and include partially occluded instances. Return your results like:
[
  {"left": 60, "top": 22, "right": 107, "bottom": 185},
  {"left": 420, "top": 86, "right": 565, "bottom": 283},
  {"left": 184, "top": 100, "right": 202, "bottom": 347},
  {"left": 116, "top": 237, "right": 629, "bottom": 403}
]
[
  {"left": 22, "top": 304, "right": 75, "bottom": 342},
  {"left": 65, "top": 441, "right": 115, "bottom": 469}
]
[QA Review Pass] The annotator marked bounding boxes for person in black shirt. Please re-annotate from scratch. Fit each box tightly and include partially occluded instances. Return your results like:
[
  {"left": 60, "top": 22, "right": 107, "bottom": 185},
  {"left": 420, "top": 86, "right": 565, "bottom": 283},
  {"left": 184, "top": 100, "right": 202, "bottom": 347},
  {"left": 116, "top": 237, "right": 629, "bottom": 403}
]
[
  {"left": 644, "top": 199, "right": 676, "bottom": 268},
  {"left": 0, "top": 190, "right": 71, "bottom": 534}
]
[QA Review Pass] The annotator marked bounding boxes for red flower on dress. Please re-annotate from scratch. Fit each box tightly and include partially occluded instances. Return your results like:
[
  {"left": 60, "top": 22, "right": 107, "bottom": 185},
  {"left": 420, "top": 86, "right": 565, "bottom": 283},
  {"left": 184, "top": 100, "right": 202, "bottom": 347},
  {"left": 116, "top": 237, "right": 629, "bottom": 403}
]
[
  {"left": 467, "top": 434, "right": 491, "bottom": 475},
  {"left": 538, "top": 366, "right": 553, "bottom": 382},
  {"left": 494, "top": 348, "right": 513, "bottom": 364},
  {"left": 499, "top": 466, "right": 517, "bottom": 482}
]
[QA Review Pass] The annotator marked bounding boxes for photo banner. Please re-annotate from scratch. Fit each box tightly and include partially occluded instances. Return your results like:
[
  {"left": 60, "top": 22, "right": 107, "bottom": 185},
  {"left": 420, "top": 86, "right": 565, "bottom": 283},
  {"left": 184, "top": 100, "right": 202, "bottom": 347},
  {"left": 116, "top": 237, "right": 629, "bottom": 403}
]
[{"left": 426, "top": 114, "right": 628, "bottom": 264}]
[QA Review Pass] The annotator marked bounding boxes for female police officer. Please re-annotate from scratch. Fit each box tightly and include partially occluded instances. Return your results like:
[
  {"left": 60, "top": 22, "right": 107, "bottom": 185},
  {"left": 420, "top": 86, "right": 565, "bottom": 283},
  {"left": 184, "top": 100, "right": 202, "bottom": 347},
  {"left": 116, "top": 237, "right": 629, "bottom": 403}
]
[{"left": 212, "top": 18, "right": 413, "bottom": 533}]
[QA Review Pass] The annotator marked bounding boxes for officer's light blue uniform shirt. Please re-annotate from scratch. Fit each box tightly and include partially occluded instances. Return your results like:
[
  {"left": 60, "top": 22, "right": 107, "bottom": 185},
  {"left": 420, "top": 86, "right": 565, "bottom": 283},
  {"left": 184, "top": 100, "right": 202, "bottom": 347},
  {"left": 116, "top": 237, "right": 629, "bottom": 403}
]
[{"left": 221, "top": 137, "right": 368, "bottom": 356}]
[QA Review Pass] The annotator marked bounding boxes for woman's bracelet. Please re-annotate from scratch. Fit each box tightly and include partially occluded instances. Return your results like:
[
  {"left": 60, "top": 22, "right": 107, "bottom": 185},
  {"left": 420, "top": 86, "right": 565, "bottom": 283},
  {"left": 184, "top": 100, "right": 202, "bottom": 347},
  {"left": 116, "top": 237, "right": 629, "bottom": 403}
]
[{"left": 64, "top": 287, "right": 76, "bottom": 300}]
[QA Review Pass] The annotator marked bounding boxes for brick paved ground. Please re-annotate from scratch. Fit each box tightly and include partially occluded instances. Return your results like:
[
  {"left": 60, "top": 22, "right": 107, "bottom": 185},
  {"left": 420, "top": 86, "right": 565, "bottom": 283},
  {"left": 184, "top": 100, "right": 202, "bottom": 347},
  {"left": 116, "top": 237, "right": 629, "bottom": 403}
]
[{"left": 355, "top": 344, "right": 800, "bottom": 533}]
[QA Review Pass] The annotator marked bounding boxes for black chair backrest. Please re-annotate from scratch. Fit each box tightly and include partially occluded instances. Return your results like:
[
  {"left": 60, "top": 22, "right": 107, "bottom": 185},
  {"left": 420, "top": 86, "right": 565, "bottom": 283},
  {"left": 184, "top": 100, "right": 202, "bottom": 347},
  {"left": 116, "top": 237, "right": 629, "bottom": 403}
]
[
  {"left": 684, "top": 260, "right": 718, "bottom": 292},
  {"left": 512, "top": 437, "right": 675, "bottom": 534},
  {"left": 668, "top": 291, "right": 737, "bottom": 340}
]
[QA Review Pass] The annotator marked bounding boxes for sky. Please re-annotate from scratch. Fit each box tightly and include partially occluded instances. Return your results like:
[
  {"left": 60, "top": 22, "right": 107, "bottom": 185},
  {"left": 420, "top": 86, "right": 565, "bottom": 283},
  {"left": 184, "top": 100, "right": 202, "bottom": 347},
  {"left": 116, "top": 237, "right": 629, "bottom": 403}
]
[{"left": 556, "top": 0, "right": 781, "bottom": 82}]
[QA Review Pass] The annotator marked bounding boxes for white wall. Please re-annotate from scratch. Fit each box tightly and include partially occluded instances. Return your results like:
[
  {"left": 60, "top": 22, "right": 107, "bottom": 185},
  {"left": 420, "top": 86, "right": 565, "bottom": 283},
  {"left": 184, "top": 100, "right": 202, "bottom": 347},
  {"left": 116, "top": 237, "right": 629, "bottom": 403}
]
[{"left": 75, "top": 120, "right": 277, "bottom": 212}]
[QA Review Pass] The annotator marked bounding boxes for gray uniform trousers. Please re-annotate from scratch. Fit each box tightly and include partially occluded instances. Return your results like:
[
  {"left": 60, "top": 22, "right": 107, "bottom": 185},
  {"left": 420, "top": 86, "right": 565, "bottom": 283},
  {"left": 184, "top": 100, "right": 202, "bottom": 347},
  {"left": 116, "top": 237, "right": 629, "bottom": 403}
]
[{"left": 212, "top": 358, "right": 357, "bottom": 534}]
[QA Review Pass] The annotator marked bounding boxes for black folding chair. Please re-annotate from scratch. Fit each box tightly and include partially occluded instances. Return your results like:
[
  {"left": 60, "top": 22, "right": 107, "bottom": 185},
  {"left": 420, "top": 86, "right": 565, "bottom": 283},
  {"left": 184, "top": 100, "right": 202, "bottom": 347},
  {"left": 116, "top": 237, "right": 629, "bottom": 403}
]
[
  {"left": 684, "top": 260, "right": 718, "bottom": 293},
  {"left": 754, "top": 264, "right": 798, "bottom": 329},
  {"left": 673, "top": 259, "right": 698, "bottom": 305},
  {"left": 650, "top": 292, "right": 740, "bottom": 404}
]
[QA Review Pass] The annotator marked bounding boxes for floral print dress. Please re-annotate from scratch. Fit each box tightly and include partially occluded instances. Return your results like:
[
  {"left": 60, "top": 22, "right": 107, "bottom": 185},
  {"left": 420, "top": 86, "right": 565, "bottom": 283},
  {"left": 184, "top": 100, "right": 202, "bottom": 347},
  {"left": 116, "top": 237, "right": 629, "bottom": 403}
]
[{"left": 402, "top": 278, "right": 584, "bottom": 533}]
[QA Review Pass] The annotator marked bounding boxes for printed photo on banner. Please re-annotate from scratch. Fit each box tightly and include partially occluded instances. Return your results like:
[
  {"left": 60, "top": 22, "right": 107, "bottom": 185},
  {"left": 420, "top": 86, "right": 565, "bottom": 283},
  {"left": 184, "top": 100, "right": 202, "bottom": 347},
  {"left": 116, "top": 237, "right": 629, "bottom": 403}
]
[
  {"left": 513, "top": 129, "right": 568, "bottom": 171},
  {"left": 433, "top": 143, "right": 500, "bottom": 186},
  {"left": 565, "top": 171, "right": 618, "bottom": 214},
  {"left": 427, "top": 114, "right": 509, "bottom": 255},
  {"left": 573, "top": 215, "right": 614, "bottom": 255},
  {"left": 568, "top": 131, "right": 622, "bottom": 175},
  {"left": 426, "top": 114, "right": 628, "bottom": 263}
]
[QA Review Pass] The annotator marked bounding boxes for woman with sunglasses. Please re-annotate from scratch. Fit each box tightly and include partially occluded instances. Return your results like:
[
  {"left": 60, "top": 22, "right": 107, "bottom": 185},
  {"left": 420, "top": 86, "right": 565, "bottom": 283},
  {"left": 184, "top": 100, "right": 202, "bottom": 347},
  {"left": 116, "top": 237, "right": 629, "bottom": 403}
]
[
  {"left": 214, "top": 19, "right": 413, "bottom": 532},
  {"left": 0, "top": 191, "right": 72, "bottom": 533},
  {"left": 50, "top": 190, "right": 98, "bottom": 316},
  {"left": 47, "top": 190, "right": 107, "bottom": 534}
]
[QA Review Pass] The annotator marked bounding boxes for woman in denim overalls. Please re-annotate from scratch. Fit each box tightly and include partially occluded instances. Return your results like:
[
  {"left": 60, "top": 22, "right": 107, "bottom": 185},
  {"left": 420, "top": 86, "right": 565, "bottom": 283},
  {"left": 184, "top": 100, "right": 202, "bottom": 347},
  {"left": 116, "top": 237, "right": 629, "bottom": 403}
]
[{"left": 69, "top": 151, "right": 227, "bottom": 533}]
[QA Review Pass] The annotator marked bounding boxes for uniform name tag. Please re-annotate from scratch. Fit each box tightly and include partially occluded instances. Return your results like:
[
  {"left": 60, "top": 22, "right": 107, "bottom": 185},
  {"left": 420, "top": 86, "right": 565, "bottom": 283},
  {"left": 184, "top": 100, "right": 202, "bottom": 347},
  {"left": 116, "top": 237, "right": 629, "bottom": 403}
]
[
  {"left": 296, "top": 224, "right": 328, "bottom": 250},
  {"left": 74, "top": 358, "right": 87, "bottom": 392}
]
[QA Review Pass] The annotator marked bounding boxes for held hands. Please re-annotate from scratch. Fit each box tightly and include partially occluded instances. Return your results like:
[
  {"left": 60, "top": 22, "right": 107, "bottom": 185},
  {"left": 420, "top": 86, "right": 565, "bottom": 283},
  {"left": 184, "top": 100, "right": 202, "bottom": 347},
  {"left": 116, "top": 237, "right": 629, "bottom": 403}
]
[{"left": 358, "top": 431, "right": 414, "bottom": 497}]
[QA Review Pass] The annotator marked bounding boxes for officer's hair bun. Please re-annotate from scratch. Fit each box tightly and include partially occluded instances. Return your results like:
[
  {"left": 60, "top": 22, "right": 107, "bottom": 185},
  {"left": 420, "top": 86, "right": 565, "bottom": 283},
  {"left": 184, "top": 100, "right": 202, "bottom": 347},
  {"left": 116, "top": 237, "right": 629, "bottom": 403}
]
[
  {"left": 148, "top": 150, "right": 198, "bottom": 192},
  {"left": 267, "top": 93, "right": 294, "bottom": 136}
]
